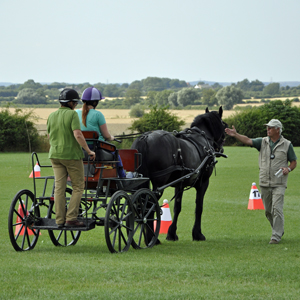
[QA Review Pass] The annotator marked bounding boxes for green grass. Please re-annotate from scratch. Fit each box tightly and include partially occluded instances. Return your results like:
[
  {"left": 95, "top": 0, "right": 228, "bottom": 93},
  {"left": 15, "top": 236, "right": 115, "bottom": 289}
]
[{"left": 1, "top": 148, "right": 300, "bottom": 299}]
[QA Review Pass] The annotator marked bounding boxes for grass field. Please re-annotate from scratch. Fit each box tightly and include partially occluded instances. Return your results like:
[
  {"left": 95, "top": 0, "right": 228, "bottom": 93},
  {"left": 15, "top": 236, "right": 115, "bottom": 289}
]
[{"left": 1, "top": 147, "right": 300, "bottom": 299}]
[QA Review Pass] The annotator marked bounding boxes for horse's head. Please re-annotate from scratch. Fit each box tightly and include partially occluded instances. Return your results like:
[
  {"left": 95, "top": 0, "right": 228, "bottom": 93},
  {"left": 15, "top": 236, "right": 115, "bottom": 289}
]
[{"left": 191, "top": 106, "right": 227, "bottom": 153}]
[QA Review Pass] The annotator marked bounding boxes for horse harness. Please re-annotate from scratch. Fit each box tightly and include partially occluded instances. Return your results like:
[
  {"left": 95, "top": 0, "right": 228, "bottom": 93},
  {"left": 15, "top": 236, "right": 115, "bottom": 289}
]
[{"left": 144, "top": 127, "right": 215, "bottom": 179}]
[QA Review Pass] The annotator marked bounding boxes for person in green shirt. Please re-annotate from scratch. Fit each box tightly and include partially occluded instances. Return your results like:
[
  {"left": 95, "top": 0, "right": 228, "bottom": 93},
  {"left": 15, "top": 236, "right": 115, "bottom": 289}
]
[
  {"left": 225, "top": 119, "right": 297, "bottom": 244},
  {"left": 47, "top": 88, "right": 95, "bottom": 228}
]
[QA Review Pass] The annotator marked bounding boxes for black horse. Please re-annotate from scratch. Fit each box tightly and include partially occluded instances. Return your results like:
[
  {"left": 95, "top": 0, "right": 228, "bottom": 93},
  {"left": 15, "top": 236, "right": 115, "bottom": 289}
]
[{"left": 131, "top": 107, "right": 227, "bottom": 241}]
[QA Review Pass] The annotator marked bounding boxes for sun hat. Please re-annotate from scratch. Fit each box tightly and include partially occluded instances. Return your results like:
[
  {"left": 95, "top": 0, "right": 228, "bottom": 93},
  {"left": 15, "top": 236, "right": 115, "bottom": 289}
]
[
  {"left": 264, "top": 119, "right": 283, "bottom": 129},
  {"left": 81, "top": 87, "right": 105, "bottom": 101}
]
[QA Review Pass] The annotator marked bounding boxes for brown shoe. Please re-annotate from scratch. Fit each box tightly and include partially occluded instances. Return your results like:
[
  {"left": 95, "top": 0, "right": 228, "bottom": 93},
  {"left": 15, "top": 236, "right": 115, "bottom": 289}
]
[
  {"left": 64, "top": 220, "right": 85, "bottom": 227},
  {"left": 269, "top": 239, "right": 279, "bottom": 244}
]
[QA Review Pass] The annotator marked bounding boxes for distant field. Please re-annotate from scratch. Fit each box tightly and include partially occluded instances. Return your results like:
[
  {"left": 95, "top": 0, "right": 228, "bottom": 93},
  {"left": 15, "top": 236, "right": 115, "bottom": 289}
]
[
  {"left": 3, "top": 108, "right": 232, "bottom": 125},
  {"left": 2, "top": 99, "right": 300, "bottom": 136},
  {"left": 3, "top": 108, "right": 236, "bottom": 135}
]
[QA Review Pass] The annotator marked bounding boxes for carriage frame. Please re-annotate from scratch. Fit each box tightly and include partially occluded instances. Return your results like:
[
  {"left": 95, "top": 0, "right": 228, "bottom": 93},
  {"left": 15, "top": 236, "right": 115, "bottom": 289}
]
[{"left": 8, "top": 131, "right": 162, "bottom": 253}]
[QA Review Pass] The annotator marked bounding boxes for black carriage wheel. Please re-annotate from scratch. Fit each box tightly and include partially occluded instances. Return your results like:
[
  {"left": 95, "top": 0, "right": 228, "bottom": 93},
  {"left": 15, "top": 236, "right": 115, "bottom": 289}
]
[
  {"left": 130, "top": 188, "right": 161, "bottom": 250},
  {"left": 104, "top": 191, "right": 134, "bottom": 253},
  {"left": 47, "top": 188, "right": 81, "bottom": 247},
  {"left": 8, "top": 189, "right": 40, "bottom": 251}
]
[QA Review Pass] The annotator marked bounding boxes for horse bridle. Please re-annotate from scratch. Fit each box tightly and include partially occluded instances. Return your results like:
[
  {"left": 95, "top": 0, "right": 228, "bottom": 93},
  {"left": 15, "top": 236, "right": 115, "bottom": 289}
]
[{"left": 208, "top": 114, "right": 227, "bottom": 152}]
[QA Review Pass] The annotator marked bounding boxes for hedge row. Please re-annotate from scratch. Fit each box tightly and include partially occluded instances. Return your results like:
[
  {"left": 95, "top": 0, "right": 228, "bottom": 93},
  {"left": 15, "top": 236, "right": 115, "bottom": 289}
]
[{"left": 223, "top": 100, "right": 300, "bottom": 146}]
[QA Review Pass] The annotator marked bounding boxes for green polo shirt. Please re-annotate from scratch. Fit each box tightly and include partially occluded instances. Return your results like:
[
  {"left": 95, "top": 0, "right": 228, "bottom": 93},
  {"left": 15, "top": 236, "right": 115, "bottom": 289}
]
[
  {"left": 47, "top": 107, "right": 84, "bottom": 160},
  {"left": 252, "top": 137, "right": 297, "bottom": 162}
]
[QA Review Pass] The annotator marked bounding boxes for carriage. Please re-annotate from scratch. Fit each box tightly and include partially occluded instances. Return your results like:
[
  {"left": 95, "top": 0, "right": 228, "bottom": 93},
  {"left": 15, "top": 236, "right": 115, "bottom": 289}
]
[
  {"left": 8, "top": 108, "right": 227, "bottom": 253},
  {"left": 8, "top": 131, "right": 162, "bottom": 253}
]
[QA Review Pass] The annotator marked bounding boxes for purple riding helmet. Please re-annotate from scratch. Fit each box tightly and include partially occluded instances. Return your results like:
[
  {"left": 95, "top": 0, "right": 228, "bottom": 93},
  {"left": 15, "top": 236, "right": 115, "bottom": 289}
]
[{"left": 81, "top": 87, "right": 105, "bottom": 101}]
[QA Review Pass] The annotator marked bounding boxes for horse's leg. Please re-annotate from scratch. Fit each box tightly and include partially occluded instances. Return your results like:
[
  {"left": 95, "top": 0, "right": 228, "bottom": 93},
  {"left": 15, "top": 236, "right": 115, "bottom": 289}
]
[
  {"left": 145, "top": 184, "right": 162, "bottom": 246},
  {"left": 166, "top": 187, "right": 183, "bottom": 241},
  {"left": 192, "top": 178, "right": 209, "bottom": 241}
]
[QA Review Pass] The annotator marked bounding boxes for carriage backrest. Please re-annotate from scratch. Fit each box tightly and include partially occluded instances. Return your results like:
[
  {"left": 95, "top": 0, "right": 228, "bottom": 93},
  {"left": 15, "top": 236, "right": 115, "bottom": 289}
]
[
  {"left": 82, "top": 131, "right": 116, "bottom": 161},
  {"left": 82, "top": 131, "right": 99, "bottom": 151},
  {"left": 119, "top": 149, "right": 141, "bottom": 172},
  {"left": 82, "top": 131, "right": 116, "bottom": 151}
]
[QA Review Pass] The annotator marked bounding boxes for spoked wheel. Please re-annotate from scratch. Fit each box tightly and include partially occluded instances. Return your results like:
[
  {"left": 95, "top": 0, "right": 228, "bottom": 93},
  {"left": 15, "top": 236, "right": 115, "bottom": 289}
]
[
  {"left": 47, "top": 188, "right": 81, "bottom": 246},
  {"left": 131, "top": 188, "right": 161, "bottom": 249},
  {"left": 104, "top": 191, "right": 134, "bottom": 253},
  {"left": 8, "top": 189, "right": 40, "bottom": 251}
]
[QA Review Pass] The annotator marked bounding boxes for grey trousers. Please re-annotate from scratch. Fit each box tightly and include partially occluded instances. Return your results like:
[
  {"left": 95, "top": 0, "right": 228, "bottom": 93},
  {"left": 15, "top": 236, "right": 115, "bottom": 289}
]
[
  {"left": 260, "top": 186, "right": 286, "bottom": 242},
  {"left": 51, "top": 159, "right": 84, "bottom": 225}
]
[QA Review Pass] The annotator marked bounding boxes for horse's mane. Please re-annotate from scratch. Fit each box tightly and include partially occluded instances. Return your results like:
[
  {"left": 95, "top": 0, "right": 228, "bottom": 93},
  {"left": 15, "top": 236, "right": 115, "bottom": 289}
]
[
  {"left": 190, "top": 111, "right": 222, "bottom": 140},
  {"left": 191, "top": 111, "right": 220, "bottom": 127},
  {"left": 191, "top": 113, "right": 209, "bottom": 128}
]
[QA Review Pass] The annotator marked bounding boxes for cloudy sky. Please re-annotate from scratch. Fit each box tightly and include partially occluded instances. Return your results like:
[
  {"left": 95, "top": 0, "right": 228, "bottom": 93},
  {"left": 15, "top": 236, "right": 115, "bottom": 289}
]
[{"left": 1, "top": 0, "right": 300, "bottom": 85}]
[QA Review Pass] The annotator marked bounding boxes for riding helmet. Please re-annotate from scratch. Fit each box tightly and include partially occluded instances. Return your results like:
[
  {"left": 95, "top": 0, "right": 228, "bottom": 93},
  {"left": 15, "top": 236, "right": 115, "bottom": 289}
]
[
  {"left": 59, "top": 88, "right": 80, "bottom": 103},
  {"left": 81, "top": 87, "right": 105, "bottom": 101}
]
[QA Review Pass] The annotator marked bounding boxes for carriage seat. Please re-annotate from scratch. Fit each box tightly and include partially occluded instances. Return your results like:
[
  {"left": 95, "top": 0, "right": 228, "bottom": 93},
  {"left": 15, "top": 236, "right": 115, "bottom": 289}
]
[
  {"left": 82, "top": 131, "right": 117, "bottom": 162},
  {"left": 118, "top": 149, "right": 141, "bottom": 173}
]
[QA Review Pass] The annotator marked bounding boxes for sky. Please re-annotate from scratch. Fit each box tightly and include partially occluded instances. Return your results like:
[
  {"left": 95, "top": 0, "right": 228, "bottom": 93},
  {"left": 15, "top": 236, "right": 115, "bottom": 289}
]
[{"left": 1, "top": 0, "right": 300, "bottom": 85}]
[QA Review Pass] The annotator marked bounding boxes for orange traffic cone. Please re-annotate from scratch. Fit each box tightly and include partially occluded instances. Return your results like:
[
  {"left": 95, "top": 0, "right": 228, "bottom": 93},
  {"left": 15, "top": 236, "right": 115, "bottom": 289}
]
[
  {"left": 247, "top": 182, "right": 264, "bottom": 210},
  {"left": 29, "top": 163, "right": 41, "bottom": 178},
  {"left": 14, "top": 202, "right": 35, "bottom": 236},
  {"left": 159, "top": 199, "right": 172, "bottom": 234}
]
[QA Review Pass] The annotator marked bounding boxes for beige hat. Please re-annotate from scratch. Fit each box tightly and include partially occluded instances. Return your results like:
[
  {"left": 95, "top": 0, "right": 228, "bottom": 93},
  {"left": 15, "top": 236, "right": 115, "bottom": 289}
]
[{"left": 264, "top": 119, "right": 283, "bottom": 129}]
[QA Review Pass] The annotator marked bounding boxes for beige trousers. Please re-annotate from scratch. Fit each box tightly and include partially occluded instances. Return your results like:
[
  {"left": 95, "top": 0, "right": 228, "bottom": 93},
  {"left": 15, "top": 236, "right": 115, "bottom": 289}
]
[
  {"left": 260, "top": 186, "right": 286, "bottom": 242},
  {"left": 50, "top": 159, "right": 84, "bottom": 224}
]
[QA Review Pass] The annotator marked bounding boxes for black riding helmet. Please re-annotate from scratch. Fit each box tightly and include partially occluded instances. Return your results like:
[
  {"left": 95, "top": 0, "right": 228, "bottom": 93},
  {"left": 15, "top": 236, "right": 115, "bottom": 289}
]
[{"left": 59, "top": 88, "right": 80, "bottom": 103}]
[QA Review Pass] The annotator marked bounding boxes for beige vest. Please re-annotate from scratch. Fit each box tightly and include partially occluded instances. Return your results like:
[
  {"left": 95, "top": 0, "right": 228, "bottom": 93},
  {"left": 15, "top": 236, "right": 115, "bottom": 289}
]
[{"left": 259, "top": 136, "right": 290, "bottom": 187}]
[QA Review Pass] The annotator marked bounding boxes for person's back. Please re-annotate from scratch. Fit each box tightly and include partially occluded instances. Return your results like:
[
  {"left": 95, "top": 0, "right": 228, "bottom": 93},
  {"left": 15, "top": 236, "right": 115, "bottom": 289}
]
[
  {"left": 76, "top": 108, "right": 106, "bottom": 141},
  {"left": 48, "top": 107, "right": 83, "bottom": 159}
]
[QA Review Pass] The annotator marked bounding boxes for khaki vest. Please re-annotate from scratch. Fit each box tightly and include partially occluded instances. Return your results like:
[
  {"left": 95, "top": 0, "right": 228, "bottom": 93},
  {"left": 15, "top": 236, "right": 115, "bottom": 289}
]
[{"left": 258, "top": 136, "right": 290, "bottom": 187}]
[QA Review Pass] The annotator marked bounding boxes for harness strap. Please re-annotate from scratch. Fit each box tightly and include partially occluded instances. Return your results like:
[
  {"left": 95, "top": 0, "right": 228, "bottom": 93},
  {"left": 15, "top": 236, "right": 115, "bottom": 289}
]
[
  {"left": 151, "top": 165, "right": 188, "bottom": 178},
  {"left": 175, "top": 127, "right": 210, "bottom": 158}
]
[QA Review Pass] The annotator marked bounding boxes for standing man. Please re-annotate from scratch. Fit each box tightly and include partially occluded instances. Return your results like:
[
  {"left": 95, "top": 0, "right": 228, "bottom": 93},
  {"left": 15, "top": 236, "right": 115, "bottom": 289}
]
[
  {"left": 47, "top": 88, "right": 95, "bottom": 228},
  {"left": 225, "top": 119, "right": 297, "bottom": 244}
]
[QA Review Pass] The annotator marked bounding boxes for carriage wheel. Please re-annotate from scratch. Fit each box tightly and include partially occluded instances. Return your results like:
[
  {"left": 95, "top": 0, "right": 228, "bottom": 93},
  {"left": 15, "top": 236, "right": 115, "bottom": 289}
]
[
  {"left": 130, "top": 188, "right": 161, "bottom": 250},
  {"left": 47, "top": 188, "right": 81, "bottom": 247},
  {"left": 8, "top": 189, "right": 40, "bottom": 251},
  {"left": 104, "top": 191, "right": 134, "bottom": 253}
]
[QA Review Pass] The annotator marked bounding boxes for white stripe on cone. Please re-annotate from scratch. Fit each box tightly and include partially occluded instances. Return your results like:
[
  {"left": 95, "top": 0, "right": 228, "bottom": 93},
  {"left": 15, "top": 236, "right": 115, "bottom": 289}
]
[
  {"left": 29, "top": 163, "right": 41, "bottom": 178},
  {"left": 159, "top": 199, "right": 172, "bottom": 234}
]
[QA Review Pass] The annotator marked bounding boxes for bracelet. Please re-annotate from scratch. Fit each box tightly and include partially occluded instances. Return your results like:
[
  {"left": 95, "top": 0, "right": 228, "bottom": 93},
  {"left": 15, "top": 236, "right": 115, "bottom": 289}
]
[{"left": 288, "top": 167, "right": 291, "bottom": 172}]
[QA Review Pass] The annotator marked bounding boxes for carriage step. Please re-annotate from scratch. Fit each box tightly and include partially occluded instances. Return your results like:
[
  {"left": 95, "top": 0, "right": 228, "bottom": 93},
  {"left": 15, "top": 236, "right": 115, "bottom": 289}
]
[
  {"left": 31, "top": 218, "right": 96, "bottom": 231},
  {"left": 95, "top": 218, "right": 105, "bottom": 226}
]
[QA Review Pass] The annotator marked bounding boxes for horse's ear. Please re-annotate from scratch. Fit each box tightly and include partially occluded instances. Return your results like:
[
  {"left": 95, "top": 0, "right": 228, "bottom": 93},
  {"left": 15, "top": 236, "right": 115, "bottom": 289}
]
[
  {"left": 205, "top": 107, "right": 209, "bottom": 113},
  {"left": 219, "top": 106, "right": 223, "bottom": 118}
]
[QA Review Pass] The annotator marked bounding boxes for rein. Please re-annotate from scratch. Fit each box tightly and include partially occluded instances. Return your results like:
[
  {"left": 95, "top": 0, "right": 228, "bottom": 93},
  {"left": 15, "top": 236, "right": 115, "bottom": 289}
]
[{"left": 114, "top": 133, "right": 142, "bottom": 140}]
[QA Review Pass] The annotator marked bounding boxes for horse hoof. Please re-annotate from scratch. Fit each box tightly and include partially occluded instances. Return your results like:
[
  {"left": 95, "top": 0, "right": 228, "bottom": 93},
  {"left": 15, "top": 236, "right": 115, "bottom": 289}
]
[
  {"left": 193, "top": 234, "right": 206, "bottom": 241},
  {"left": 155, "top": 239, "right": 161, "bottom": 245},
  {"left": 166, "top": 235, "right": 178, "bottom": 241}
]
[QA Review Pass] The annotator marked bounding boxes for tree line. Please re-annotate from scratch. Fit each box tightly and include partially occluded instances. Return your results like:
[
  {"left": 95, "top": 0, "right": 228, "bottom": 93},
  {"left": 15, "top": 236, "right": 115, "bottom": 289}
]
[
  {"left": 1, "top": 77, "right": 300, "bottom": 110},
  {"left": 2, "top": 100, "right": 300, "bottom": 153}
]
